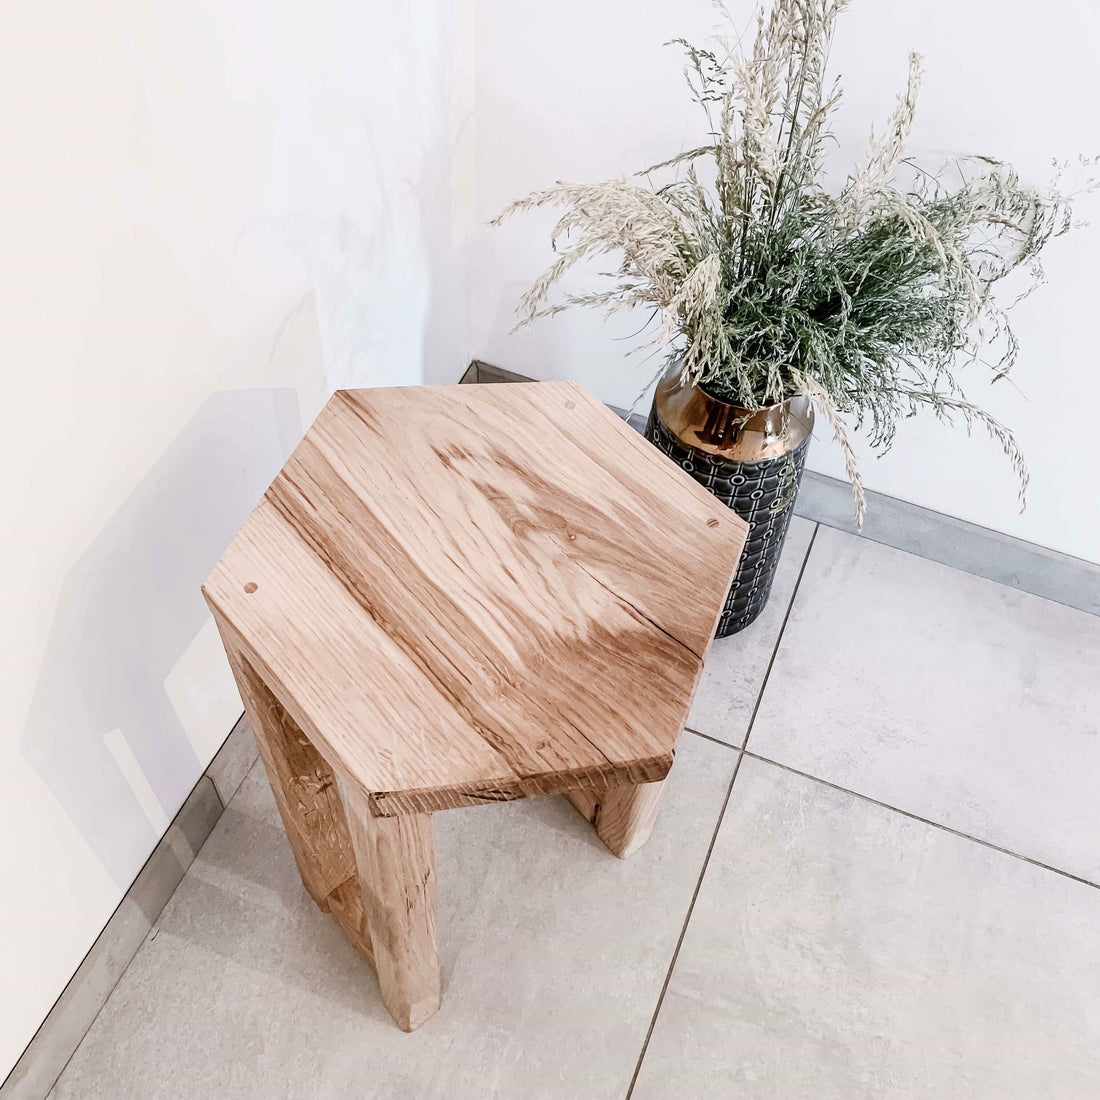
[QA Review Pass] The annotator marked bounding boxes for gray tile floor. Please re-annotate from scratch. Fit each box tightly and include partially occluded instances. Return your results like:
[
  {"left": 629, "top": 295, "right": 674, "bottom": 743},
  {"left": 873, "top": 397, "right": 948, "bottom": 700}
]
[{"left": 48, "top": 517, "right": 1100, "bottom": 1098}]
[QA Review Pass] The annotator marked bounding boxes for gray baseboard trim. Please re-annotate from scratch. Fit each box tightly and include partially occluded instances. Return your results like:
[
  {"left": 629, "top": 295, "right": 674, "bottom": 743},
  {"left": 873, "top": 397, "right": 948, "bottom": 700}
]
[
  {"left": 793, "top": 471, "right": 1100, "bottom": 617},
  {"left": 2, "top": 715, "right": 256, "bottom": 1100},
  {"left": 205, "top": 712, "right": 260, "bottom": 807},
  {"left": 463, "top": 360, "right": 1100, "bottom": 617},
  {"left": 461, "top": 359, "right": 534, "bottom": 386}
]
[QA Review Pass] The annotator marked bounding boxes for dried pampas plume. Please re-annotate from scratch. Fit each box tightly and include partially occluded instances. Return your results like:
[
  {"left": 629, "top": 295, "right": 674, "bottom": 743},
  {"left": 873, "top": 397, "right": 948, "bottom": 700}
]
[{"left": 494, "top": 0, "right": 1087, "bottom": 523}]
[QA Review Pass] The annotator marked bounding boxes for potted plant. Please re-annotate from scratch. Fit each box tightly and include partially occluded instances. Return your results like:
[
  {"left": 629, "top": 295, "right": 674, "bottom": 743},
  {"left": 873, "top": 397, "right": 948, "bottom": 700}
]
[{"left": 494, "top": 0, "right": 1091, "bottom": 636}]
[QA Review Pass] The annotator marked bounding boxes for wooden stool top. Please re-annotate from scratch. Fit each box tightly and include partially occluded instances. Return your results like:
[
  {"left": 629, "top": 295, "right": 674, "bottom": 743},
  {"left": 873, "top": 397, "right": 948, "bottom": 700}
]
[{"left": 203, "top": 381, "right": 746, "bottom": 817}]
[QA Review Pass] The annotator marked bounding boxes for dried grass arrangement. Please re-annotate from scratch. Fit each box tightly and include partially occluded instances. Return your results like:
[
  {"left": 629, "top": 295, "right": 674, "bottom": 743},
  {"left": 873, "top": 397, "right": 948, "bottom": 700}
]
[{"left": 494, "top": 0, "right": 1092, "bottom": 522}]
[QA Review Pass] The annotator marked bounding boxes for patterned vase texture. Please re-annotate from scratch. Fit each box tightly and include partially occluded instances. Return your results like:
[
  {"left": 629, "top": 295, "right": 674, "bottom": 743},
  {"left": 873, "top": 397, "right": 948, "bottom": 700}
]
[{"left": 645, "top": 367, "right": 813, "bottom": 637}]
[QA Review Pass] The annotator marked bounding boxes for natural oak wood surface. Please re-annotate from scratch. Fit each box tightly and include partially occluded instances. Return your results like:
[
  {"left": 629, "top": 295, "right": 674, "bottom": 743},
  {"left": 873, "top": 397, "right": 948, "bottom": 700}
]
[
  {"left": 206, "top": 379, "right": 747, "bottom": 1030},
  {"left": 566, "top": 780, "right": 667, "bottom": 859},
  {"left": 203, "top": 381, "right": 747, "bottom": 818},
  {"left": 338, "top": 777, "right": 440, "bottom": 1032},
  {"left": 214, "top": 615, "right": 374, "bottom": 966}
]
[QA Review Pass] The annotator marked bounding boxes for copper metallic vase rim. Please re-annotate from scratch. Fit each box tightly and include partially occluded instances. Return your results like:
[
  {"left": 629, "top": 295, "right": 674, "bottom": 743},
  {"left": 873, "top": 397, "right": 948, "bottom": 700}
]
[
  {"left": 654, "top": 366, "right": 815, "bottom": 463},
  {"left": 695, "top": 379, "right": 808, "bottom": 416}
]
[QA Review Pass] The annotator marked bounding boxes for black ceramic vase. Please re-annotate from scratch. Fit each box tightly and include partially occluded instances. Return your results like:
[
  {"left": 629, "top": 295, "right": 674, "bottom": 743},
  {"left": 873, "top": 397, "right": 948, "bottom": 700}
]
[{"left": 645, "top": 364, "right": 814, "bottom": 637}]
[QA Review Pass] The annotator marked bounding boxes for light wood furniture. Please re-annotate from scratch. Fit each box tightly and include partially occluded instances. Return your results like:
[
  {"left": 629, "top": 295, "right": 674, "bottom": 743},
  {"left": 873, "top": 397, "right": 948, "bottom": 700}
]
[{"left": 203, "top": 380, "right": 747, "bottom": 1031}]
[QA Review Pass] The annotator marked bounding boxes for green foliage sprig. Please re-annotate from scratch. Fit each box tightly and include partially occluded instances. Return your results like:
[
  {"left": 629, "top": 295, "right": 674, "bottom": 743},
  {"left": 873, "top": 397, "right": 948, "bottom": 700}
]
[{"left": 494, "top": 0, "right": 1092, "bottom": 523}]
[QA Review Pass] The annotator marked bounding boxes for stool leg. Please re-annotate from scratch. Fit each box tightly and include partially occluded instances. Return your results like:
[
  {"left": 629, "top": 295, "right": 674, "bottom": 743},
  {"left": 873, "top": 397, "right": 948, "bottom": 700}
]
[
  {"left": 338, "top": 778, "right": 441, "bottom": 1032},
  {"left": 214, "top": 621, "right": 357, "bottom": 915},
  {"left": 566, "top": 779, "right": 665, "bottom": 859}
]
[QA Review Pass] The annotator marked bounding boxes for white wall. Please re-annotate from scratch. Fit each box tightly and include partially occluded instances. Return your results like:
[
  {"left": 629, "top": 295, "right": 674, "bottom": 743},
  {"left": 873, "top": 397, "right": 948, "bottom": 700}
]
[
  {"left": 1, "top": 0, "right": 471, "bottom": 1078},
  {"left": 473, "top": 0, "right": 1100, "bottom": 564}
]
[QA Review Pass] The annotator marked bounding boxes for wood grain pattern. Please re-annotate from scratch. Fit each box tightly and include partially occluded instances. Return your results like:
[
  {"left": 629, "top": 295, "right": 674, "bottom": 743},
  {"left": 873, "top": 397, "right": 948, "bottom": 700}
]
[
  {"left": 565, "top": 780, "right": 666, "bottom": 859},
  {"left": 215, "top": 614, "right": 373, "bottom": 965},
  {"left": 564, "top": 787, "right": 601, "bottom": 828},
  {"left": 338, "top": 777, "right": 440, "bottom": 1032},
  {"left": 203, "top": 381, "right": 747, "bottom": 816}
]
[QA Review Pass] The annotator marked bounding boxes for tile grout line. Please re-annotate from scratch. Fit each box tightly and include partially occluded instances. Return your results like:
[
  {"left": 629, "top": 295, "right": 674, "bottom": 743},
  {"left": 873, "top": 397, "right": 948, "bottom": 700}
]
[
  {"left": 686, "top": 521, "right": 1100, "bottom": 895},
  {"left": 741, "top": 522, "right": 819, "bottom": 754},
  {"left": 683, "top": 727, "right": 738, "bottom": 751},
  {"left": 744, "top": 750, "right": 1100, "bottom": 892},
  {"left": 623, "top": 747, "right": 746, "bottom": 1100},
  {"left": 690, "top": 713, "right": 1100, "bottom": 893},
  {"left": 623, "top": 523, "right": 820, "bottom": 1099},
  {"left": 686, "top": 730, "right": 1100, "bottom": 893},
  {"left": 683, "top": 524, "right": 820, "bottom": 753}
]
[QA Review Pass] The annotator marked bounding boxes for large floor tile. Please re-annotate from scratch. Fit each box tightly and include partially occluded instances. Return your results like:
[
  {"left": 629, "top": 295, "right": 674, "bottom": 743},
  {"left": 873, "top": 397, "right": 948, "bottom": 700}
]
[
  {"left": 632, "top": 756, "right": 1100, "bottom": 1100},
  {"left": 748, "top": 525, "right": 1100, "bottom": 881},
  {"left": 49, "top": 734, "right": 735, "bottom": 1100},
  {"left": 686, "top": 516, "right": 816, "bottom": 746}
]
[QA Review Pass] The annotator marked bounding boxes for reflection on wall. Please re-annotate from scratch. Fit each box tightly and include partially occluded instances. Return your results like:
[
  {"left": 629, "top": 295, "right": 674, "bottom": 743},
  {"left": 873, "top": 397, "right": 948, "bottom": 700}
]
[
  {"left": 20, "top": 389, "right": 300, "bottom": 887},
  {"left": 1, "top": 0, "right": 472, "bottom": 1078}
]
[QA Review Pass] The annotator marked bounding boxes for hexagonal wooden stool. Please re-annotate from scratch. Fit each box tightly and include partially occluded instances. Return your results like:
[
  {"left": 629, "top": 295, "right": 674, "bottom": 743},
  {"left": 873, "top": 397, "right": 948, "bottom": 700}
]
[{"left": 203, "top": 381, "right": 746, "bottom": 1031}]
